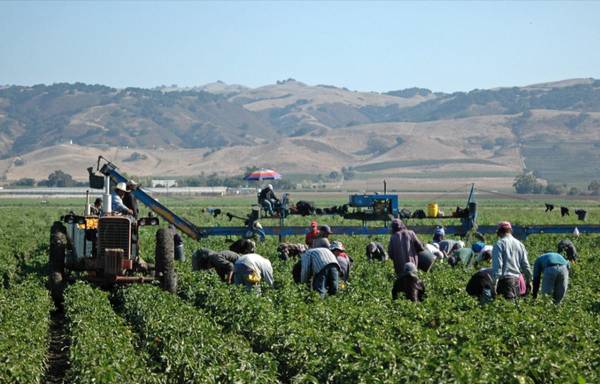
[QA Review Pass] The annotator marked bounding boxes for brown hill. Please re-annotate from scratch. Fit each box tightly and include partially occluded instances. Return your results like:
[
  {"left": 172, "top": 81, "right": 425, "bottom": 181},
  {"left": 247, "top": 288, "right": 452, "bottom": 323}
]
[{"left": 1, "top": 79, "right": 600, "bottom": 186}]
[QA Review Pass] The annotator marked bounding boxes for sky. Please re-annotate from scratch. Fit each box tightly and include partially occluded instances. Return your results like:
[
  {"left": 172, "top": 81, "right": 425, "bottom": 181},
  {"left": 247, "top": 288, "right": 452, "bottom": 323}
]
[{"left": 1, "top": 1, "right": 600, "bottom": 93}]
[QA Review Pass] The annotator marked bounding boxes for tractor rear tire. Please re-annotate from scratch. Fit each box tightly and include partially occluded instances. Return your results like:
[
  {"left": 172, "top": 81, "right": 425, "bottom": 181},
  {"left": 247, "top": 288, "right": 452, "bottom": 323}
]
[
  {"left": 155, "top": 228, "right": 177, "bottom": 293},
  {"left": 49, "top": 222, "right": 67, "bottom": 306}
]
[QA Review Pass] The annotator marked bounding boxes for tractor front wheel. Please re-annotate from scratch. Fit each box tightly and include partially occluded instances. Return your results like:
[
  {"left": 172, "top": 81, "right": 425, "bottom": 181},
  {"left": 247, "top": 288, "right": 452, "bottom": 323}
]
[
  {"left": 49, "top": 221, "right": 67, "bottom": 305},
  {"left": 155, "top": 228, "right": 177, "bottom": 293}
]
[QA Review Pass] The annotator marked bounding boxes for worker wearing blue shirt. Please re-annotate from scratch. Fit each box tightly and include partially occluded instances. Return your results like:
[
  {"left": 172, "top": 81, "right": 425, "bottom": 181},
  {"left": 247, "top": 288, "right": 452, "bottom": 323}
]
[
  {"left": 111, "top": 182, "right": 133, "bottom": 215},
  {"left": 532, "top": 252, "right": 570, "bottom": 304}
]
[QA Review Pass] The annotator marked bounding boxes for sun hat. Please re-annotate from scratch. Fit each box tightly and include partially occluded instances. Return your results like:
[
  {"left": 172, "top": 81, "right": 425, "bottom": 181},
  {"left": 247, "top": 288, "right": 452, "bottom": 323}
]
[
  {"left": 330, "top": 241, "right": 345, "bottom": 252},
  {"left": 404, "top": 262, "right": 417, "bottom": 273},
  {"left": 115, "top": 182, "right": 129, "bottom": 192}
]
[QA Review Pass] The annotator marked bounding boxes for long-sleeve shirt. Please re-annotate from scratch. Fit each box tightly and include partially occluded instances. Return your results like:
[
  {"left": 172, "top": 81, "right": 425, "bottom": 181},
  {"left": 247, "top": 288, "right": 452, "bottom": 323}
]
[
  {"left": 209, "top": 251, "right": 239, "bottom": 281},
  {"left": 492, "top": 234, "right": 532, "bottom": 283},
  {"left": 305, "top": 230, "right": 320, "bottom": 247},
  {"left": 111, "top": 192, "right": 130, "bottom": 214},
  {"left": 300, "top": 248, "right": 339, "bottom": 283},
  {"left": 532, "top": 252, "right": 570, "bottom": 296},
  {"left": 388, "top": 230, "right": 424, "bottom": 276},
  {"left": 335, "top": 253, "right": 351, "bottom": 282},
  {"left": 235, "top": 253, "right": 274, "bottom": 287}
]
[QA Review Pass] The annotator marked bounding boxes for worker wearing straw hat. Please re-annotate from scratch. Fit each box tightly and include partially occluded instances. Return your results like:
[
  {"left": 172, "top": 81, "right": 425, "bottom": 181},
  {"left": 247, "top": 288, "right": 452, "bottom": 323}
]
[{"left": 111, "top": 182, "right": 133, "bottom": 215}]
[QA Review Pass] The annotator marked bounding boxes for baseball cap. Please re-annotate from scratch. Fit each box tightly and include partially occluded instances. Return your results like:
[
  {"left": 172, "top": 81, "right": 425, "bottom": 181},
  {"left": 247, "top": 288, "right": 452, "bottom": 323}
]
[
  {"left": 472, "top": 242, "right": 485, "bottom": 253},
  {"left": 319, "top": 225, "right": 332, "bottom": 234},
  {"left": 497, "top": 221, "right": 512, "bottom": 231}
]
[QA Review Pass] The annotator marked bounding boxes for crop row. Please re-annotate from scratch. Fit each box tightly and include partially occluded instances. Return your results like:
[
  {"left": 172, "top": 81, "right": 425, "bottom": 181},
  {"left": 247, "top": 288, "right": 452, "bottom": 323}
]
[
  {"left": 0, "top": 278, "right": 52, "bottom": 384},
  {"left": 0, "top": 208, "right": 61, "bottom": 288},
  {"left": 64, "top": 282, "right": 159, "bottom": 384},
  {"left": 115, "top": 284, "right": 279, "bottom": 383}
]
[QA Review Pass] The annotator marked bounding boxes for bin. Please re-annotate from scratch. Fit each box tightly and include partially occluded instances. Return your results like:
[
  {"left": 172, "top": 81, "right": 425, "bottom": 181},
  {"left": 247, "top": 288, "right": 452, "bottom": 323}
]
[{"left": 427, "top": 203, "right": 439, "bottom": 218}]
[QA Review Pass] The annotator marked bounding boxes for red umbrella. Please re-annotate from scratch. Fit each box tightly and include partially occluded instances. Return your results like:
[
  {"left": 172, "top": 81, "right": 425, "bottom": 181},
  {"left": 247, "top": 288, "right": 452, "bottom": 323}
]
[{"left": 244, "top": 169, "right": 282, "bottom": 181}]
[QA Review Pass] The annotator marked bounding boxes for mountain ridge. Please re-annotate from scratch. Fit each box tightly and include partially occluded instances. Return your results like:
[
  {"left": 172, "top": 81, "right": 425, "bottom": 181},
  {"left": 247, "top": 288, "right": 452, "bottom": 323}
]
[{"left": 1, "top": 78, "right": 599, "bottom": 185}]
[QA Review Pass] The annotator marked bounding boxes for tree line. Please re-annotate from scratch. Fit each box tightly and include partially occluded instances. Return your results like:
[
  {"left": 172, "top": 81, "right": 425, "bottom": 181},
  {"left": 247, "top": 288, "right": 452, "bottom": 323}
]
[{"left": 513, "top": 172, "right": 600, "bottom": 196}]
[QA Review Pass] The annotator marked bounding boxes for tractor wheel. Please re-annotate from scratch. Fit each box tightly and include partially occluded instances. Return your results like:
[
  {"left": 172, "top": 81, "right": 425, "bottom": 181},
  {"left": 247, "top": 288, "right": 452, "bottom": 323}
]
[
  {"left": 49, "top": 272, "right": 64, "bottom": 306},
  {"left": 155, "top": 228, "right": 177, "bottom": 293},
  {"left": 49, "top": 222, "right": 67, "bottom": 306}
]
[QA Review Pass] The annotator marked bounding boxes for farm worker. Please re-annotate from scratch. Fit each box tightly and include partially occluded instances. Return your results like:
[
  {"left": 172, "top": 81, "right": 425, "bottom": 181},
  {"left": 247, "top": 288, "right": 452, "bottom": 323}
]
[
  {"left": 491, "top": 221, "right": 533, "bottom": 299},
  {"left": 424, "top": 243, "right": 444, "bottom": 260},
  {"left": 438, "top": 238, "right": 462, "bottom": 257},
  {"left": 123, "top": 181, "right": 139, "bottom": 218},
  {"left": 449, "top": 242, "right": 490, "bottom": 268},
  {"left": 448, "top": 243, "right": 475, "bottom": 267},
  {"left": 532, "top": 252, "right": 570, "bottom": 304},
  {"left": 277, "top": 242, "right": 308, "bottom": 261},
  {"left": 471, "top": 242, "right": 493, "bottom": 266},
  {"left": 392, "top": 262, "right": 425, "bottom": 302},
  {"left": 233, "top": 253, "right": 274, "bottom": 289},
  {"left": 432, "top": 226, "right": 445, "bottom": 244},
  {"left": 192, "top": 248, "right": 239, "bottom": 284},
  {"left": 258, "top": 184, "right": 278, "bottom": 216},
  {"left": 318, "top": 225, "right": 332, "bottom": 239},
  {"left": 300, "top": 238, "right": 340, "bottom": 297},
  {"left": 388, "top": 219, "right": 425, "bottom": 276},
  {"left": 417, "top": 250, "right": 435, "bottom": 272},
  {"left": 557, "top": 239, "right": 578, "bottom": 262},
  {"left": 90, "top": 197, "right": 102, "bottom": 215},
  {"left": 111, "top": 182, "right": 133, "bottom": 215},
  {"left": 229, "top": 238, "right": 256, "bottom": 255},
  {"left": 169, "top": 225, "right": 184, "bottom": 261},
  {"left": 330, "top": 241, "right": 352, "bottom": 282},
  {"left": 466, "top": 268, "right": 496, "bottom": 304},
  {"left": 366, "top": 241, "right": 388, "bottom": 261},
  {"left": 305, "top": 220, "right": 320, "bottom": 246}
]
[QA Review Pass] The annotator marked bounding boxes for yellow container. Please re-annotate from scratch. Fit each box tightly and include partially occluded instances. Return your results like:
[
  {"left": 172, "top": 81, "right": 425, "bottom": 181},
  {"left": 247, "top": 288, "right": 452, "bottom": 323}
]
[{"left": 427, "top": 203, "right": 439, "bottom": 218}]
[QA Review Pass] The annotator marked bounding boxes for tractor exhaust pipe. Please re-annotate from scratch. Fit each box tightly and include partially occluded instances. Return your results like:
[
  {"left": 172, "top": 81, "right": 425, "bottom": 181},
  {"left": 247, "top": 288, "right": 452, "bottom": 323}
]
[
  {"left": 85, "top": 190, "right": 91, "bottom": 216},
  {"left": 103, "top": 174, "right": 112, "bottom": 214}
]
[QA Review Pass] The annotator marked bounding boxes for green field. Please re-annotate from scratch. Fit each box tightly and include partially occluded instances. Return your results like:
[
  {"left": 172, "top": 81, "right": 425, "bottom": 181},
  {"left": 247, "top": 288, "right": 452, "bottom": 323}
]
[{"left": 1, "top": 196, "right": 600, "bottom": 383}]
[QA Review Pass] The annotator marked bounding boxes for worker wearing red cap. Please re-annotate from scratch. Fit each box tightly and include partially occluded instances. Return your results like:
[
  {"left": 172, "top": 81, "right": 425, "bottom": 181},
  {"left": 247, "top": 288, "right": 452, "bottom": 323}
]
[
  {"left": 491, "top": 221, "right": 533, "bottom": 299},
  {"left": 305, "top": 220, "right": 320, "bottom": 247}
]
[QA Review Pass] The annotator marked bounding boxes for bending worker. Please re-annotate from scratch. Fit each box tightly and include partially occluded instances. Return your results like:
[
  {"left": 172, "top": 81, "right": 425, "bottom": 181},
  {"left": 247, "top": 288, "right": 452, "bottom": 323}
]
[
  {"left": 192, "top": 248, "right": 239, "bottom": 283},
  {"left": 299, "top": 238, "right": 340, "bottom": 297},
  {"left": 532, "top": 252, "right": 570, "bottom": 304}
]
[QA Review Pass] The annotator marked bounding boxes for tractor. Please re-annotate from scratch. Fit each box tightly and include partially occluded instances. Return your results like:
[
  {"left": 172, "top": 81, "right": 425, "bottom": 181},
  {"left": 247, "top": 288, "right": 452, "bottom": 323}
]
[{"left": 48, "top": 158, "right": 177, "bottom": 303}]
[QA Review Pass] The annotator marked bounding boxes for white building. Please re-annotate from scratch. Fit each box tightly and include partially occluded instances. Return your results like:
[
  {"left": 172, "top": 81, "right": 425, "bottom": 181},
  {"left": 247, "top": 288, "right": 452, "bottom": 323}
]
[{"left": 151, "top": 179, "right": 178, "bottom": 188}]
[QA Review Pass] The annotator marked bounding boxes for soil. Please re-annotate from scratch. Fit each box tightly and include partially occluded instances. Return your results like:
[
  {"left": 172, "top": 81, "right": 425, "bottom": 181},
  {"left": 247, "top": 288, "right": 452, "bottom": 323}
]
[{"left": 43, "top": 309, "right": 70, "bottom": 384}]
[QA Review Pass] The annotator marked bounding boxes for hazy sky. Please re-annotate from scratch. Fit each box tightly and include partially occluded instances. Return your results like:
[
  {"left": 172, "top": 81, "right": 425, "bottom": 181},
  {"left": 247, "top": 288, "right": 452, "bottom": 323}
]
[{"left": 1, "top": 1, "right": 599, "bottom": 92}]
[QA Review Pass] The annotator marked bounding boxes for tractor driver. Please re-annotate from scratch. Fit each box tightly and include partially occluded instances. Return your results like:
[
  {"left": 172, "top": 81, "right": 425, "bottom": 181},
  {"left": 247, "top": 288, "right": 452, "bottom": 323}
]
[
  {"left": 259, "top": 184, "right": 279, "bottom": 216},
  {"left": 112, "top": 182, "right": 134, "bottom": 215}
]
